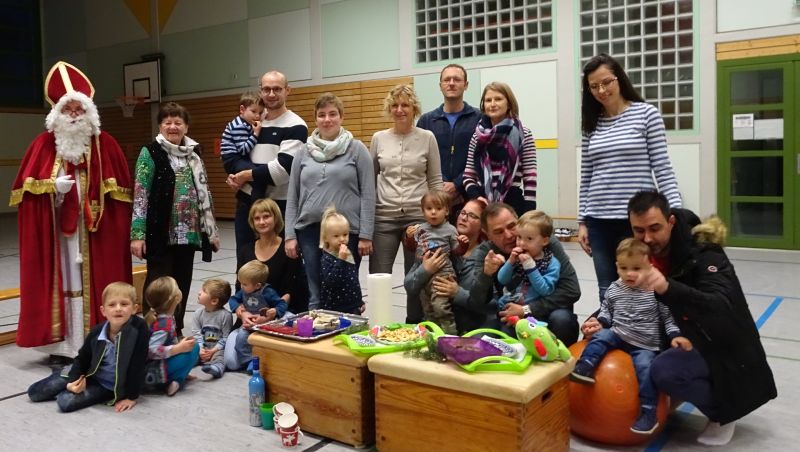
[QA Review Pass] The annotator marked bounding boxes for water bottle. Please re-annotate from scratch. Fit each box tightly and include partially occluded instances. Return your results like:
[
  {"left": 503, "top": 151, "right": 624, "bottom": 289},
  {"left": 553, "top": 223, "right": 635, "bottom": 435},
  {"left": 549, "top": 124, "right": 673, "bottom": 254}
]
[{"left": 248, "top": 357, "right": 266, "bottom": 427}]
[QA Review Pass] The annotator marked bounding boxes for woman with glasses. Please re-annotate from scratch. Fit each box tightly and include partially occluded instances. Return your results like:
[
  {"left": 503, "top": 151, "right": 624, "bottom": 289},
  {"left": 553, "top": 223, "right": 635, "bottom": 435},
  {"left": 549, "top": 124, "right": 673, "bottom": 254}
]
[
  {"left": 578, "top": 53, "right": 682, "bottom": 304},
  {"left": 284, "top": 93, "right": 375, "bottom": 309},
  {"left": 462, "top": 82, "right": 537, "bottom": 217},
  {"left": 404, "top": 199, "right": 489, "bottom": 333},
  {"left": 369, "top": 84, "right": 443, "bottom": 324}
]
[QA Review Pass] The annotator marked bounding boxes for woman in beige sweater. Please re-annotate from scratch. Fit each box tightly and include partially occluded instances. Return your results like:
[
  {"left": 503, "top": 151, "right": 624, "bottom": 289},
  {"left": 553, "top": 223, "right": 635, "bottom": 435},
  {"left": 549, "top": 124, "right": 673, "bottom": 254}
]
[{"left": 369, "top": 84, "right": 443, "bottom": 323}]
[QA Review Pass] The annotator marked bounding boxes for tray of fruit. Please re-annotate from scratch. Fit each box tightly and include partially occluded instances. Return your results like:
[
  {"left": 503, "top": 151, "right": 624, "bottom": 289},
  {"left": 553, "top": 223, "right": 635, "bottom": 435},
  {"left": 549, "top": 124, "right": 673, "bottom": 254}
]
[{"left": 334, "top": 322, "right": 443, "bottom": 354}]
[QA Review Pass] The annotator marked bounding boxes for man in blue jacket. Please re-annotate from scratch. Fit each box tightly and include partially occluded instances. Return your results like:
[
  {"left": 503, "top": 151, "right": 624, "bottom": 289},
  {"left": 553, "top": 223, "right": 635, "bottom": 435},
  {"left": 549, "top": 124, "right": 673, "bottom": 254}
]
[{"left": 417, "top": 64, "right": 480, "bottom": 219}]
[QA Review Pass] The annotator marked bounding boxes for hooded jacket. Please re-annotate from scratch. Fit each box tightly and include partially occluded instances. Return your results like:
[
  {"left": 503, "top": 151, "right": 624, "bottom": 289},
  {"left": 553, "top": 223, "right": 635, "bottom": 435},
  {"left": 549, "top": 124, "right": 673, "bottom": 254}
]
[{"left": 657, "top": 208, "right": 777, "bottom": 424}]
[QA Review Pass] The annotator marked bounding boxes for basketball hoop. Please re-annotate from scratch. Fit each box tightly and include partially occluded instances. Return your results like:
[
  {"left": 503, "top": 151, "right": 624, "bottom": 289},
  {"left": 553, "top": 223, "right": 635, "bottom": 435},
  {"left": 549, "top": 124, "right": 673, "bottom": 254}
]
[{"left": 115, "top": 96, "right": 145, "bottom": 118}]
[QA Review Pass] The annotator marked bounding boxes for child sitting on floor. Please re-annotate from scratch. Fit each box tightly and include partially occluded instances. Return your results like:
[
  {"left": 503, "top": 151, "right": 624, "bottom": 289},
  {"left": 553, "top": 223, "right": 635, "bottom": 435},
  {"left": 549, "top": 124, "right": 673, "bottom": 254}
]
[
  {"left": 27, "top": 282, "right": 149, "bottom": 412},
  {"left": 192, "top": 278, "right": 233, "bottom": 378},
  {"left": 144, "top": 276, "right": 200, "bottom": 396},
  {"left": 224, "top": 260, "right": 288, "bottom": 371},
  {"left": 319, "top": 206, "right": 365, "bottom": 314}
]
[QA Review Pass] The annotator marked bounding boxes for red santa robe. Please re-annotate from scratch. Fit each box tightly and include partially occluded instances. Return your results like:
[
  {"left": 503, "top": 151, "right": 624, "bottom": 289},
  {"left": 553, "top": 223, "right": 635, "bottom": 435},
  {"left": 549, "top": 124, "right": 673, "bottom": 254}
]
[{"left": 10, "top": 131, "right": 133, "bottom": 347}]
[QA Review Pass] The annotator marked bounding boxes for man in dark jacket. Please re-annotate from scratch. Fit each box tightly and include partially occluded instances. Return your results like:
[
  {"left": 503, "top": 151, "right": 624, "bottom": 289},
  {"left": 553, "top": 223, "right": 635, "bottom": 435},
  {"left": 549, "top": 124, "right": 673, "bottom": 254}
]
[
  {"left": 583, "top": 190, "right": 776, "bottom": 446},
  {"left": 465, "top": 202, "right": 581, "bottom": 344},
  {"left": 417, "top": 64, "right": 480, "bottom": 218}
]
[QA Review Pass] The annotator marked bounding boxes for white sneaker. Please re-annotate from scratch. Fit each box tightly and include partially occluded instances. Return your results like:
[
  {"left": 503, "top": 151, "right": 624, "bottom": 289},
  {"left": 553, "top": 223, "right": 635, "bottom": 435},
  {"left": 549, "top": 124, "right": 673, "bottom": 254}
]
[{"left": 697, "top": 421, "right": 735, "bottom": 446}]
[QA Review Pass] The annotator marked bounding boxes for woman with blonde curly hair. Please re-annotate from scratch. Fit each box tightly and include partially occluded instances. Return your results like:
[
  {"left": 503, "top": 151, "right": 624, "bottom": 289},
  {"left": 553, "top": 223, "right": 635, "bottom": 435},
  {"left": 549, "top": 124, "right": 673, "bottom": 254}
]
[{"left": 369, "top": 84, "right": 443, "bottom": 323}]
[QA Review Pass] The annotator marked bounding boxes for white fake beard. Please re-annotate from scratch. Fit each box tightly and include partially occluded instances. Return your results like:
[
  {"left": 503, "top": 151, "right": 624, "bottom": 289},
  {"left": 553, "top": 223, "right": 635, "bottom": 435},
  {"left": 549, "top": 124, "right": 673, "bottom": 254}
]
[{"left": 51, "top": 112, "right": 93, "bottom": 164}]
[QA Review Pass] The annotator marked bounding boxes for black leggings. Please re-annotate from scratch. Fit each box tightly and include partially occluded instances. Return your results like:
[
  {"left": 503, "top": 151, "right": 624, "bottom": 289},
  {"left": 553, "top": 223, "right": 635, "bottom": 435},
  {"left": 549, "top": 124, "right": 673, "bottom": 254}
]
[{"left": 144, "top": 245, "right": 196, "bottom": 335}]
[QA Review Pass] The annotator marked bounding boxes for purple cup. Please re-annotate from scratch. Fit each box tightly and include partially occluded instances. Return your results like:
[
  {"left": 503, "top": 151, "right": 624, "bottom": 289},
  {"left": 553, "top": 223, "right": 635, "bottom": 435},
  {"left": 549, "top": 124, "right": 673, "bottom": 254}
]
[{"left": 297, "top": 317, "right": 313, "bottom": 337}]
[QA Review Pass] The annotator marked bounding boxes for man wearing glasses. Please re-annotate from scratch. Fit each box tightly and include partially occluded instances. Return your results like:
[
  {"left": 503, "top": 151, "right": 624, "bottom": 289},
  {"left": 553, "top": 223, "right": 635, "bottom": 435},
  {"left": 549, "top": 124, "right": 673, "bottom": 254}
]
[
  {"left": 417, "top": 64, "right": 480, "bottom": 222},
  {"left": 225, "top": 70, "right": 308, "bottom": 249}
]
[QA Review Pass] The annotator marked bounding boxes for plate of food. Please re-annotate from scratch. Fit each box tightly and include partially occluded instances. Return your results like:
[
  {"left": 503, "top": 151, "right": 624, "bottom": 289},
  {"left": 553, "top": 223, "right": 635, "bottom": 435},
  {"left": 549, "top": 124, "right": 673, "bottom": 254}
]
[
  {"left": 252, "top": 310, "right": 368, "bottom": 342},
  {"left": 370, "top": 323, "right": 426, "bottom": 345},
  {"left": 334, "top": 322, "right": 443, "bottom": 355}
]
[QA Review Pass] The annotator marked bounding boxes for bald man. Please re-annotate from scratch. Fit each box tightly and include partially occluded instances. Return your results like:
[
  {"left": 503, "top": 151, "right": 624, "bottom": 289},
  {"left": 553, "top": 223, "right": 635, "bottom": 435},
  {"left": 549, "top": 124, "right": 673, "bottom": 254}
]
[{"left": 224, "top": 70, "right": 308, "bottom": 251}]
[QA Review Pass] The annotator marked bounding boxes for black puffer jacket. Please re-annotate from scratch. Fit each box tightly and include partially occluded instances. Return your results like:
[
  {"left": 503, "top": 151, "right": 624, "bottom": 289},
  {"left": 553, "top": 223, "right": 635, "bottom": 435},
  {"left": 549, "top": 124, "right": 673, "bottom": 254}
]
[{"left": 657, "top": 209, "right": 777, "bottom": 424}]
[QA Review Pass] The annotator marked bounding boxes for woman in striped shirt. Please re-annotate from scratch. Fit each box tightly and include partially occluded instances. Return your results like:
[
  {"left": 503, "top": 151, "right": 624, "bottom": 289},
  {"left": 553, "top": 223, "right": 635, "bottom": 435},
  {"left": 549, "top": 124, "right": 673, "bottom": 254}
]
[
  {"left": 462, "top": 82, "right": 537, "bottom": 216},
  {"left": 578, "top": 54, "right": 682, "bottom": 303}
]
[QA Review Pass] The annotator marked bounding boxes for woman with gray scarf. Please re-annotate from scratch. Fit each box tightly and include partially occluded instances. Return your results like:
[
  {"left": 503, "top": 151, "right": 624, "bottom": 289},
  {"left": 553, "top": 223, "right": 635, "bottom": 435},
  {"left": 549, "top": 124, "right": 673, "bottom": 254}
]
[
  {"left": 130, "top": 102, "right": 220, "bottom": 334},
  {"left": 284, "top": 93, "right": 375, "bottom": 309}
]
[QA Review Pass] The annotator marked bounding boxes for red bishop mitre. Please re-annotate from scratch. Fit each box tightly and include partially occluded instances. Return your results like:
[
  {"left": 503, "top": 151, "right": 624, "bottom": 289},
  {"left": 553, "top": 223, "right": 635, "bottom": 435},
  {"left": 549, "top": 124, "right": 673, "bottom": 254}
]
[{"left": 44, "top": 61, "right": 95, "bottom": 106}]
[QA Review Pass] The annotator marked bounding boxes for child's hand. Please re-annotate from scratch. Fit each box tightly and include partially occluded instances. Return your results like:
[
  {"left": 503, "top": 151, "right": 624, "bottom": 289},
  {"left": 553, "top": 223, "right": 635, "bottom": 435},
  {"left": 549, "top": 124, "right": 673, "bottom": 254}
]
[
  {"left": 338, "top": 243, "right": 351, "bottom": 260},
  {"left": 405, "top": 224, "right": 420, "bottom": 238},
  {"left": 581, "top": 317, "right": 602, "bottom": 339},
  {"left": 508, "top": 246, "right": 523, "bottom": 264},
  {"left": 671, "top": 336, "right": 693, "bottom": 351},
  {"left": 114, "top": 398, "right": 137, "bottom": 412},
  {"left": 265, "top": 308, "right": 277, "bottom": 321},
  {"left": 518, "top": 252, "right": 532, "bottom": 264},
  {"left": 199, "top": 348, "right": 214, "bottom": 362},
  {"left": 252, "top": 120, "right": 262, "bottom": 137},
  {"left": 457, "top": 234, "right": 469, "bottom": 246},
  {"left": 66, "top": 375, "right": 86, "bottom": 394},
  {"left": 175, "top": 337, "right": 196, "bottom": 354},
  {"left": 252, "top": 315, "right": 269, "bottom": 325}
]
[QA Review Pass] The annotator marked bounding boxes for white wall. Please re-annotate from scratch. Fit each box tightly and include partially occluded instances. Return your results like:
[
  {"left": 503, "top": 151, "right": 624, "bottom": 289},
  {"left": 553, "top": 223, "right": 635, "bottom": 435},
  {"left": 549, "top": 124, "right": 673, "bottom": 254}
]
[{"left": 717, "top": 0, "right": 800, "bottom": 32}]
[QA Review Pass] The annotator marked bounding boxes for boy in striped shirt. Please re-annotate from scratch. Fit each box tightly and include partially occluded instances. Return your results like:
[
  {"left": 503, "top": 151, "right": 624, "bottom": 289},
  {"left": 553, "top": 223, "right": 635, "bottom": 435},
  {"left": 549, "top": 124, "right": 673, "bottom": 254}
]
[
  {"left": 571, "top": 238, "right": 692, "bottom": 435},
  {"left": 220, "top": 92, "right": 264, "bottom": 165}
]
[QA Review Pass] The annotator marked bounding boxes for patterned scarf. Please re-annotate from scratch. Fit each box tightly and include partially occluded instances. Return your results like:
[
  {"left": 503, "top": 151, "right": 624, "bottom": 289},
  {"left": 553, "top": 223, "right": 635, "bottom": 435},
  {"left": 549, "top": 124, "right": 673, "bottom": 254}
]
[
  {"left": 474, "top": 116, "right": 523, "bottom": 202},
  {"left": 155, "top": 133, "right": 218, "bottom": 239},
  {"left": 307, "top": 127, "right": 353, "bottom": 163}
]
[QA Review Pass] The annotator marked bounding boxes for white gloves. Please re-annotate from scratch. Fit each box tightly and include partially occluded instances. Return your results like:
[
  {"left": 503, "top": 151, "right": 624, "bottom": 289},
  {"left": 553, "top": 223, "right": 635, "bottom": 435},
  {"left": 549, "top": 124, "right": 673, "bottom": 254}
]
[{"left": 55, "top": 175, "right": 75, "bottom": 194}]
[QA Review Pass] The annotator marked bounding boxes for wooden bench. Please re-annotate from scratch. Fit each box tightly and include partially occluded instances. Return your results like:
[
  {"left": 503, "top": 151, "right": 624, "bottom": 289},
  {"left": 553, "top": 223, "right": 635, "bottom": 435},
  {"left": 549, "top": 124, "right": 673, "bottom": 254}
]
[
  {"left": 0, "top": 265, "right": 147, "bottom": 346},
  {"left": 368, "top": 353, "right": 573, "bottom": 452},
  {"left": 249, "top": 334, "right": 375, "bottom": 447}
]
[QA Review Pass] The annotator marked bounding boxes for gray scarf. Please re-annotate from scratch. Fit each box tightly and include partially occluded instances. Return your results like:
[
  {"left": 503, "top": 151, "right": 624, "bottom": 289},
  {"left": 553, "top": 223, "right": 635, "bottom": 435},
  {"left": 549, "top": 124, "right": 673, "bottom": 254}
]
[{"left": 306, "top": 127, "right": 352, "bottom": 163}]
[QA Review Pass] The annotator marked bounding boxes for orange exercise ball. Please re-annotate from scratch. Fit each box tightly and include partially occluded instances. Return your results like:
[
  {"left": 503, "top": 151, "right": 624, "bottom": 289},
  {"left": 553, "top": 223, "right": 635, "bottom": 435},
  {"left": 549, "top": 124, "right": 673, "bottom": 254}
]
[{"left": 568, "top": 340, "right": 670, "bottom": 446}]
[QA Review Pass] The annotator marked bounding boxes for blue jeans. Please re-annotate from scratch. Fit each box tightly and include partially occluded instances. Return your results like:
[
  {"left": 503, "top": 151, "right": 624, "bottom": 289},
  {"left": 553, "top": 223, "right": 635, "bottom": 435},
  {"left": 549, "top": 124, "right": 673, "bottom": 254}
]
[
  {"left": 579, "top": 328, "right": 658, "bottom": 407},
  {"left": 296, "top": 223, "right": 362, "bottom": 310},
  {"left": 585, "top": 217, "right": 633, "bottom": 303},
  {"left": 650, "top": 347, "right": 719, "bottom": 421},
  {"left": 28, "top": 370, "right": 114, "bottom": 412},
  {"left": 224, "top": 328, "right": 253, "bottom": 371},
  {"left": 167, "top": 343, "right": 200, "bottom": 384}
]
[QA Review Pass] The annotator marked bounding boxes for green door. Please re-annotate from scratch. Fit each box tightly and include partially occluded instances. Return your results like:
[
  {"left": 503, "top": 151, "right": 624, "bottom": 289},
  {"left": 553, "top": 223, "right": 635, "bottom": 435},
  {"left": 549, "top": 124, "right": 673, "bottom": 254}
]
[{"left": 718, "top": 56, "right": 799, "bottom": 249}]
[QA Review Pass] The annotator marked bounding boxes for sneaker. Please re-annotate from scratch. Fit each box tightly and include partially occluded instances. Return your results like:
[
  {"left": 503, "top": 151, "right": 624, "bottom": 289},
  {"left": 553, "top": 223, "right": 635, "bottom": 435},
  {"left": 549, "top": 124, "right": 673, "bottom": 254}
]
[
  {"left": 569, "top": 360, "right": 596, "bottom": 384},
  {"left": 631, "top": 408, "right": 659, "bottom": 435},
  {"left": 165, "top": 381, "right": 180, "bottom": 397},
  {"left": 202, "top": 364, "right": 223, "bottom": 379}
]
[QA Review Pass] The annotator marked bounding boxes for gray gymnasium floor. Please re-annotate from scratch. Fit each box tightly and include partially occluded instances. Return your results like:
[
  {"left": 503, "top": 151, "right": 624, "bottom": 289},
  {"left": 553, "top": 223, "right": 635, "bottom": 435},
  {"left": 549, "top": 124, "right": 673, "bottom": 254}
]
[{"left": 0, "top": 215, "right": 797, "bottom": 451}]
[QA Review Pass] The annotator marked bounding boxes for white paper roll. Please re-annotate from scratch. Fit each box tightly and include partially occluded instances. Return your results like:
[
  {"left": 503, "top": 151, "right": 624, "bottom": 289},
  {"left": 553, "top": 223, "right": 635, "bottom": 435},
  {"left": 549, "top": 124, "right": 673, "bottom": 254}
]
[{"left": 366, "top": 273, "right": 394, "bottom": 326}]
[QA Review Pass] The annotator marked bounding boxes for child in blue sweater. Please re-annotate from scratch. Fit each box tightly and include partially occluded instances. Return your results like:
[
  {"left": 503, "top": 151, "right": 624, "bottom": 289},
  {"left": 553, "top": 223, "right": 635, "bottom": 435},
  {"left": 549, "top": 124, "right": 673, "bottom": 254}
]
[
  {"left": 224, "top": 260, "right": 288, "bottom": 371},
  {"left": 497, "top": 210, "right": 561, "bottom": 323}
]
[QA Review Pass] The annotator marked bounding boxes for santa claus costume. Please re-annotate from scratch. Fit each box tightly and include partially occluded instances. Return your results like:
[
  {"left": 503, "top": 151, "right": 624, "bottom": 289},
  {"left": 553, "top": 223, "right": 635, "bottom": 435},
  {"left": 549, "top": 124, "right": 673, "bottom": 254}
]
[{"left": 10, "top": 61, "right": 133, "bottom": 357}]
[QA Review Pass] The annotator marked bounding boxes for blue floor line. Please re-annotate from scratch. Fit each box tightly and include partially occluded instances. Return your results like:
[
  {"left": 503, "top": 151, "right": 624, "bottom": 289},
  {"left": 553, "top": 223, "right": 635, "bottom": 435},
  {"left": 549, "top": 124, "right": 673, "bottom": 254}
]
[{"left": 643, "top": 296, "right": 782, "bottom": 451}]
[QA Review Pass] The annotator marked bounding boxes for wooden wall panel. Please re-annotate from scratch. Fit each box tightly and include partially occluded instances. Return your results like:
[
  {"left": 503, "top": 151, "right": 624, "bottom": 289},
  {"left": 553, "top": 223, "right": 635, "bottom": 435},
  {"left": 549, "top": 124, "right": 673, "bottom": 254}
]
[
  {"left": 98, "top": 76, "right": 413, "bottom": 219},
  {"left": 717, "top": 34, "right": 800, "bottom": 61}
]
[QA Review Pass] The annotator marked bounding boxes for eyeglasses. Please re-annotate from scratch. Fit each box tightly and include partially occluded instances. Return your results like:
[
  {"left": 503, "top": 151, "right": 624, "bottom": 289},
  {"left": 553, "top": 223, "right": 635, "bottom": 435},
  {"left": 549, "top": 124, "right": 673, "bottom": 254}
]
[
  {"left": 61, "top": 106, "right": 85, "bottom": 116},
  {"left": 441, "top": 77, "right": 465, "bottom": 85},
  {"left": 458, "top": 210, "right": 480, "bottom": 221},
  {"left": 589, "top": 77, "right": 618, "bottom": 92},
  {"left": 260, "top": 86, "right": 284, "bottom": 95}
]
